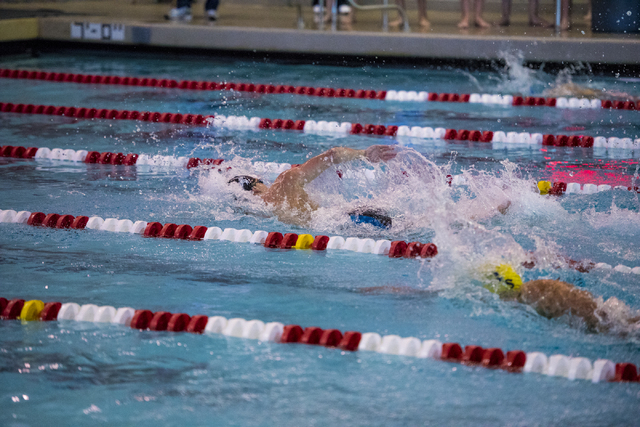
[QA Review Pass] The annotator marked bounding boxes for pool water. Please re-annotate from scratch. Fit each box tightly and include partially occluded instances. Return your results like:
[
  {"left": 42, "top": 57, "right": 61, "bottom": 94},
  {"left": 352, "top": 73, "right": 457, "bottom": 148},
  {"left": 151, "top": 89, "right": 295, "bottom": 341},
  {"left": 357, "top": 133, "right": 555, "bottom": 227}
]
[{"left": 1, "top": 51, "right": 639, "bottom": 425}]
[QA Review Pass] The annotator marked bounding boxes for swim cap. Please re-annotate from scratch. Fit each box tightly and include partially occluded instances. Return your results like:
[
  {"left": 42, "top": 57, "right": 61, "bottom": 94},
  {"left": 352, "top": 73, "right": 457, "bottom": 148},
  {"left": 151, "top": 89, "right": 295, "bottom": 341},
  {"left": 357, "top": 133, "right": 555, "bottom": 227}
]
[
  {"left": 485, "top": 264, "right": 523, "bottom": 294},
  {"left": 228, "top": 175, "right": 264, "bottom": 191},
  {"left": 348, "top": 208, "right": 392, "bottom": 229}
]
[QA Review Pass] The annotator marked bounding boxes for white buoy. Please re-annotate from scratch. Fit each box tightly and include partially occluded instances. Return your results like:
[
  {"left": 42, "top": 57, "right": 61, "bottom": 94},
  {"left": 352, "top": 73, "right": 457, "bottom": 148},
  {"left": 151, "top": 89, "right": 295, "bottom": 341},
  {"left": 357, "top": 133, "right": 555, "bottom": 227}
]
[
  {"left": 259, "top": 322, "right": 285, "bottom": 342},
  {"left": 111, "top": 307, "right": 135, "bottom": 326},
  {"left": 523, "top": 352, "right": 548, "bottom": 374},
  {"left": 94, "top": 306, "right": 117, "bottom": 323},
  {"left": 204, "top": 316, "right": 228, "bottom": 334},
  {"left": 358, "top": 332, "right": 382, "bottom": 351},
  {"left": 417, "top": 340, "right": 442, "bottom": 359},
  {"left": 57, "top": 302, "right": 81, "bottom": 320}
]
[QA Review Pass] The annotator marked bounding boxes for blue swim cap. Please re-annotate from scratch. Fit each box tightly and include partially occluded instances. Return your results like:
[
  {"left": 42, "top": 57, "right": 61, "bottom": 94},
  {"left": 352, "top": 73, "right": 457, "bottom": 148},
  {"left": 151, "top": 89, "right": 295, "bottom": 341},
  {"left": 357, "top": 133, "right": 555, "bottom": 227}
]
[{"left": 349, "top": 209, "right": 392, "bottom": 229}]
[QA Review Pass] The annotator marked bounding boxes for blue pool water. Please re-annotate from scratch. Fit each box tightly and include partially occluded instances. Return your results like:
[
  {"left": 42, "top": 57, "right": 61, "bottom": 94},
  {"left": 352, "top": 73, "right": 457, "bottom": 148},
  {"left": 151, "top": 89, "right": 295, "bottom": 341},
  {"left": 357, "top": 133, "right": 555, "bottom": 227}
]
[{"left": 1, "top": 52, "right": 640, "bottom": 425}]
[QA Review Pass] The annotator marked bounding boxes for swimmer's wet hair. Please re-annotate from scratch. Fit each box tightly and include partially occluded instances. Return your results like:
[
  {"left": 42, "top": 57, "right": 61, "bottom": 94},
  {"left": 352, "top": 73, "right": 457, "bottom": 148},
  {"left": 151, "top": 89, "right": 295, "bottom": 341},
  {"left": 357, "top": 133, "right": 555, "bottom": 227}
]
[{"left": 228, "top": 175, "right": 264, "bottom": 191}]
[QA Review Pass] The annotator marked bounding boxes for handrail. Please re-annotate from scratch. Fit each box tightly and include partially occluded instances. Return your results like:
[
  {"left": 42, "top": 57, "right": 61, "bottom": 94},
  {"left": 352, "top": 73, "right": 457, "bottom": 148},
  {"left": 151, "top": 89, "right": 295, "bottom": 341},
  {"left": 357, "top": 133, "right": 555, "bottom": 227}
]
[{"left": 347, "top": 0, "right": 410, "bottom": 32}]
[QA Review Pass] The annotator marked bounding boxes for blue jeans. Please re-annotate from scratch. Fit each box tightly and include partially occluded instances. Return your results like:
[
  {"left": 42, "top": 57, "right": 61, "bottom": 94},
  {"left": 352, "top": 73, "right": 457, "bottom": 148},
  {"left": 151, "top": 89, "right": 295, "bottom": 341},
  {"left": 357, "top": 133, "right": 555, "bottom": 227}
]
[{"left": 177, "top": 0, "right": 219, "bottom": 11}]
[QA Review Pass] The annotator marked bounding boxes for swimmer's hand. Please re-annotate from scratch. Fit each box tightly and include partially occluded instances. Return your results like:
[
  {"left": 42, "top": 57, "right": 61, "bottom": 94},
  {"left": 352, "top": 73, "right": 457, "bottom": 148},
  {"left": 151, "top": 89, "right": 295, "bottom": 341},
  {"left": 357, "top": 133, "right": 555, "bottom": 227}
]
[{"left": 364, "top": 145, "right": 397, "bottom": 163}]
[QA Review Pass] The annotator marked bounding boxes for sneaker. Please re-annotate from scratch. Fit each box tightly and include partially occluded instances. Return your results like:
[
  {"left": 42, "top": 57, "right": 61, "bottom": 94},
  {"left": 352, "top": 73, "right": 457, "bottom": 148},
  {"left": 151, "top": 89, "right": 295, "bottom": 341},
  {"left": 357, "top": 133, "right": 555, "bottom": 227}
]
[
  {"left": 206, "top": 9, "right": 217, "bottom": 21},
  {"left": 338, "top": 4, "right": 351, "bottom": 15},
  {"left": 165, "top": 6, "right": 192, "bottom": 21}
]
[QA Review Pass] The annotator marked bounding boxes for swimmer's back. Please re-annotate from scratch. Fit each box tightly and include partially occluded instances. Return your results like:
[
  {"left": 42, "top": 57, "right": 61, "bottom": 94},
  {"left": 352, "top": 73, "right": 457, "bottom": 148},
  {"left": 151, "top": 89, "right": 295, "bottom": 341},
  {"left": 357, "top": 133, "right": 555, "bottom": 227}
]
[{"left": 519, "top": 279, "right": 599, "bottom": 328}]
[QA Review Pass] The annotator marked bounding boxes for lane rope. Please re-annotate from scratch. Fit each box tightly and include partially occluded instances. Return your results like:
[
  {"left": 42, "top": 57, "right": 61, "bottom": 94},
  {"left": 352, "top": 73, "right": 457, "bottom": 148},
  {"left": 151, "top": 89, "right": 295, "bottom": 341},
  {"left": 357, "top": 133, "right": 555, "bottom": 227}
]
[
  {"left": 2, "top": 102, "right": 640, "bottom": 151},
  {"left": 2, "top": 144, "right": 639, "bottom": 194},
  {"left": 0, "top": 208, "right": 438, "bottom": 260},
  {"left": 1, "top": 68, "right": 637, "bottom": 112},
  {"left": 1, "top": 296, "right": 638, "bottom": 384}
]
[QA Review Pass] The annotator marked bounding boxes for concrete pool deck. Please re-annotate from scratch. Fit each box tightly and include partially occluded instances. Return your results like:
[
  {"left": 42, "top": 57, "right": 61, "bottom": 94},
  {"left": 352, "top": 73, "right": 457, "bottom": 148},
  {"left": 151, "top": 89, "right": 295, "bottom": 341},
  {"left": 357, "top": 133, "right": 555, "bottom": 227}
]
[{"left": 0, "top": 0, "right": 638, "bottom": 66}]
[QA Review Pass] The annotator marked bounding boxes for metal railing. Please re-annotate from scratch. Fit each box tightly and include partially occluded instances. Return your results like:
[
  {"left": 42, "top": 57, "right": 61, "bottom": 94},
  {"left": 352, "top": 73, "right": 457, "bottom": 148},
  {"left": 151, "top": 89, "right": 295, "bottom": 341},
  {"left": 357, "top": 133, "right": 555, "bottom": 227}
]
[{"left": 296, "top": 0, "right": 410, "bottom": 32}]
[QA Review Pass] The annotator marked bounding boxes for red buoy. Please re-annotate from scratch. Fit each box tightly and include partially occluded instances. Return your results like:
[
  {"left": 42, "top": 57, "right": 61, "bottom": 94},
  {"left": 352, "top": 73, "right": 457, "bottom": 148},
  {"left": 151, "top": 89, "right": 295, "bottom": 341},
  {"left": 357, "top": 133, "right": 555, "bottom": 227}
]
[
  {"left": 186, "top": 315, "right": 209, "bottom": 333},
  {"left": 280, "top": 233, "right": 298, "bottom": 249},
  {"left": 462, "top": 345, "right": 485, "bottom": 363},
  {"left": 338, "top": 331, "right": 362, "bottom": 351},
  {"left": 70, "top": 216, "right": 89, "bottom": 229},
  {"left": 149, "top": 311, "right": 172, "bottom": 331},
  {"left": 311, "top": 235, "right": 329, "bottom": 251},
  {"left": 300, "top": 327, "right": 324, "bottom": 344},
  {"left": 188, "top": 226, "right": 208, "bottom": 240},
  {"left": 159, "top": 223, "right": 177, "bottom": 238},
  {"left": 503, "top": 350, "right": 526, "bottom": 370},
  {"left": 264, "top": 232, "right": 283, "bottom": 248},
  {"left": 319, "top": 329, "right": 343, "bottom": 347},
  {"left": 43, "top": 213, "right": 61, "bottom": 228},
  {"left": 403, "top": 242, "right": 423, "bottom": 258},
  {"left": 40, "top": 302, "right": 62, "bottom": 321},
  {"left": 143, "top": 222, "right": 163, "bottom": 237},
  {"left": 482, "top": 348, "right": 505, "bottom": 367},
  {"left": 614, "top": 363, "right": 638, "bottom": 382},
  {"left": 281, "top": 324, "right": 304, "bottom": 343},
  {"left": 56, "top": 215, "right": 75, "bottom": 229},
  {"left": 441, "top": 343, "right": 463, "bottom": 360},
  {"left": 167, "top": 313, "right": 191, "bottom": 332},
  {"left": 2, "top": 299, "right": 25, "bottom": 319},
  {"left": 130, "top": 309, "right": 154, "bottom": 329},
  {"left": 27, "top": 212, "right": 46, "bottom": 226},
  {"left": 420, "top": 243, "right": 438, "bottom": 258},
  {"left": 173, "top": 224, "right": 193, "bottom": 239},
  {"left": 388, "top": 241, "right": 408, "bottom": 258}
]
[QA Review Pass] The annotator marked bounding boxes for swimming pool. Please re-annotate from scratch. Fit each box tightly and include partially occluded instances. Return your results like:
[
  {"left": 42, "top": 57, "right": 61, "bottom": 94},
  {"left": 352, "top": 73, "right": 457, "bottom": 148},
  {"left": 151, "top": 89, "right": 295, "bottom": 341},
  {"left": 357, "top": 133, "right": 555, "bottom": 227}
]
[{"left": 1, "top": 51, "right": 639, "bottom": 425}]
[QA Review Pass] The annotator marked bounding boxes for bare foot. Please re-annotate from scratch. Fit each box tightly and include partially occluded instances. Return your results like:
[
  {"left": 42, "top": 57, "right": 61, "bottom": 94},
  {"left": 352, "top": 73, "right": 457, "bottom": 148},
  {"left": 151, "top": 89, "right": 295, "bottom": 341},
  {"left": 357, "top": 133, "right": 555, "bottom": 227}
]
[
  {"left": 529, "top": 16, "right": 553, "bottom": 27},
  {"left": 418, "top": 17, "right": 430, "bottom": 28},
  {"left": 458, "top": 17, "right": 470, "bottom": 29},
  {"left": 583, "top": 12, "right": 591, "bottom": 22},
  {"left": 475, "top": 17, "right": 491, "bottom": 28},
  {"left": 498, "top": 17, "right": 510, "bottom": 27},
  {"left": 389, "top": 17, "right": 403, "bottom": 27},
  {"left": 559, "top": 18, "right": 570, "bottom": 31}
]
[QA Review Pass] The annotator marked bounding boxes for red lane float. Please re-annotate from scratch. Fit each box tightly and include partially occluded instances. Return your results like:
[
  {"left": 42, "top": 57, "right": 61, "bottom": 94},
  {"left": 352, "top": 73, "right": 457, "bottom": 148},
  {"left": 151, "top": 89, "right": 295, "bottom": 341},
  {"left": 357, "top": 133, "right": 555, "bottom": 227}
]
[{"left": 0, "top": 68, "right": 386, "bottom": 101}]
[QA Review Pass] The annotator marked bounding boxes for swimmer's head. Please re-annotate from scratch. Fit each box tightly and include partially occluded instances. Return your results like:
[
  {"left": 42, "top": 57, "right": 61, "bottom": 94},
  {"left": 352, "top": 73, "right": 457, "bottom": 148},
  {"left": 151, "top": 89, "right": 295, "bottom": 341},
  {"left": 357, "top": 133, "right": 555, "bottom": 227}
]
[
  {"left": 228, "top": 175, "right": 267, "bottom": 194},
  {"left": 348, "top": 208, "right": 392, "bottom": 229},
  {"left": 484, "top": 264, "right": 523, "bottom": 296}
]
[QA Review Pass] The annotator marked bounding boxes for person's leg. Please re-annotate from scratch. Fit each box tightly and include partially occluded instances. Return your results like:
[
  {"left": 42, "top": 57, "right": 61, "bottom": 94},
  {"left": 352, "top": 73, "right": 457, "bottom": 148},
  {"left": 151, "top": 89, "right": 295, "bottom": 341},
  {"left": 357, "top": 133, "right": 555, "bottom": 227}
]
[
  {"left": 583, "top": 0, "right": 591, "bottom": 21},
  {"left": 167, "top": 0, "right": 192, "bottom": 20},
  {"left": 560, "top": 0, "right": 570, "bottom": 30},
  {"left": 499, "top": 0, "right": 511, "bottom": 26},
  {"left": 528, "top": 0, "right": 551, "bottom": 27},
  {"left": 205, "top": 0, "right": 219, "bottom": 20},
  {"left": 389, "top": 0, "right": 406, "bottom": 27},
  {"left": 473, "top": 0, "right": 490, "bottom": 27},
  {"left": 458, "top": 0, "right": 470, "bottom": 28},
  {"left": 417, "top": 0, "right": 429, "bottom": 27}
]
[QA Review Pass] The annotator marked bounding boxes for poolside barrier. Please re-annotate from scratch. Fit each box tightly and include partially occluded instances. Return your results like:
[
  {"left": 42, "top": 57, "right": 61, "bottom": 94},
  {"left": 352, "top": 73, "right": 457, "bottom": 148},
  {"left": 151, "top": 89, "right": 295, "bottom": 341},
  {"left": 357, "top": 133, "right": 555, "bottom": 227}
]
[
  {"left": 1, "top": 68, "right": 637, "bottom": 112},
  {"left": 1, "top": 296, "right": 638, "bottom": 385},
  {"left": 0, "top": 209, "right": 438, "bottom": 260},
  {"left": 2, "top": 102, "right": 640, "bottom": 150}
]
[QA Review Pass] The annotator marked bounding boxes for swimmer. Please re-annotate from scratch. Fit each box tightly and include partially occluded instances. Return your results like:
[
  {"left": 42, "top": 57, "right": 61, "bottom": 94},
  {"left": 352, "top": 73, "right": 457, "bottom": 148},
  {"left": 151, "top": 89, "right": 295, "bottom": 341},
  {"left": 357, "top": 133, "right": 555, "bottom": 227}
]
[
  {"left": 227, "top": 145, "right": 398, "bottom": 226},
  {"left": 487, "top": 265, "right": 639, "bottom": 332},
  {"left": 543, "top": 82, "right": 633, "bottom": 100}
]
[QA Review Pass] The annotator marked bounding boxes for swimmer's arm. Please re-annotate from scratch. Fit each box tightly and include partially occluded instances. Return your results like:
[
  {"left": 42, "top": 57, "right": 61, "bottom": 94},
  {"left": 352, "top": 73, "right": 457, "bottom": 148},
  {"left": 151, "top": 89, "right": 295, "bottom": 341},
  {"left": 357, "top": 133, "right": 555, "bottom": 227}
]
[{"left": 295, "top": 145, "right": 397, "bottom": 183}]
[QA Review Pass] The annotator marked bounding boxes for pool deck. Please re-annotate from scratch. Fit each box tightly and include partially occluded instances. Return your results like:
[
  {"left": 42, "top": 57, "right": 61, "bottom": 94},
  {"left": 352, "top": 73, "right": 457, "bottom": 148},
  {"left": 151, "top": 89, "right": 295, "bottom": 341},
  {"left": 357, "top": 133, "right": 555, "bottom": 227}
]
[{"left": 0, "top": 1, "right": 639, "bottom": 66}]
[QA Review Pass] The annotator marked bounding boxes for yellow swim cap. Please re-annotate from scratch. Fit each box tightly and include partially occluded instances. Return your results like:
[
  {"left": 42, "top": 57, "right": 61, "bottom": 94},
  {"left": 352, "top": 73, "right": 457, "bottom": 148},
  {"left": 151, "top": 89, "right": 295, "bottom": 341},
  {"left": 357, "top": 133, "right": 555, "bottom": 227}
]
[
  {"left": 485, "top": 264, "right": 523, "bottom": 294},
  {"left": 538, "top": 180, "right": 551, "bottom": 195}
]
